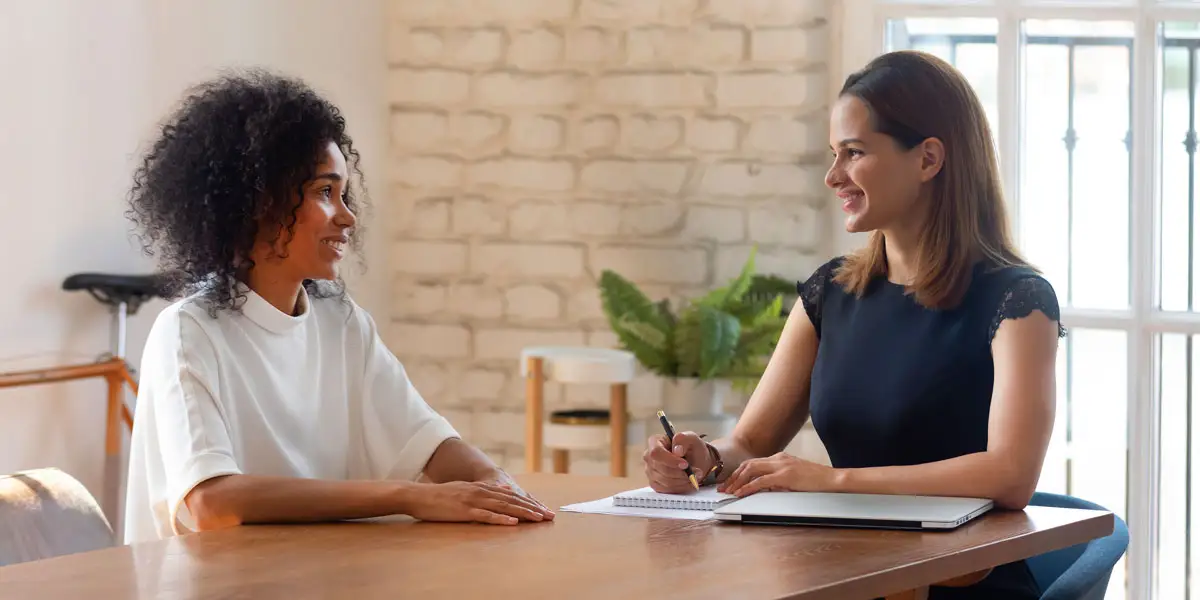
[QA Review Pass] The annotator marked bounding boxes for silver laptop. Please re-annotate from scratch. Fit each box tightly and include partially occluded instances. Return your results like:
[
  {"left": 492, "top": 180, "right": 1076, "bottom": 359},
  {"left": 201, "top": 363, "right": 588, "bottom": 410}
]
[{"left": 713, "top": 492, "right": 994, "bottom": 530}]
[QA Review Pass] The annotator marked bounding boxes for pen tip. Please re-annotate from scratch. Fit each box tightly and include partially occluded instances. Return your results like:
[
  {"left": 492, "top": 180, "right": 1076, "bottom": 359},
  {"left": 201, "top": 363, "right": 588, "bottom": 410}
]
[{"left": 689, "top": 474, "right": 699, "bottom": 490}]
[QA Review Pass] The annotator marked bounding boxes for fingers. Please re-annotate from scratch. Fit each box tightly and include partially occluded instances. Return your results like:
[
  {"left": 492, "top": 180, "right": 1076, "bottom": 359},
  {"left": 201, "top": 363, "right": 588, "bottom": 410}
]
[
  {"left": 492, "top": 483, "right": 556, "bottom": 520},
  {"left": 647, "top": 472, "right": 696, "bottom": 494},
  {"left": 719, "top": 458, "right": 768, "bottom": 495},
  {"left": 644, "top": 434, "right": 701, "bottom": 493},
  {"left": 645, "top": 452, "right": 691, "bottom": 481},
  {"left": 482, "top": 488, "right": 549, "bottom": 522},
  {"left": 645, "top": 455, "right": 698, "bottom": 493},
  {"left": 671, "top": 431, "right": 706, "bottom": 458},
  {"left": 644, "top": 438, "right": 689, "bottom": 470},
  {"left": 730, "top": 472, "right": 780, "bottom": 497},
  {"left": 524, "top": 493, "right": 556, "bottom": 520},
  {"left": 468, "top": 507, "right": 518, "bottom": 526}
]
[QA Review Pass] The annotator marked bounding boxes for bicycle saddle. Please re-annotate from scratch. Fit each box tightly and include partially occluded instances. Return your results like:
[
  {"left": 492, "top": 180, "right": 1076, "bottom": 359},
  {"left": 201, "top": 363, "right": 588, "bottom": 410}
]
[{"left": 62, "top": 272, "right": 171, "bottom": 314}]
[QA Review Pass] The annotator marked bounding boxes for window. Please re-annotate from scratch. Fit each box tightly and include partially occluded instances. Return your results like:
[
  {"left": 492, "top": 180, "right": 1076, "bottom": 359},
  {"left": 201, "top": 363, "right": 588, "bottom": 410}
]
[{"left": 832, "top": 2, "right": 1200, "bottom": 599}]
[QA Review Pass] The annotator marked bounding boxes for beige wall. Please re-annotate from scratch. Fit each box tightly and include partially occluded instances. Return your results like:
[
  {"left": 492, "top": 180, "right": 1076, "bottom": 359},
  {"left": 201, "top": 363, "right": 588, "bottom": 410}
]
[
  {"left": 0, "top": 0, "right": 834, "bottom": 511},
  {"left": 384, "top": 0, "right": 835, "bottom": 474},
  {"left": 0, "top": 0, "right": 389, "bottom": 532}
]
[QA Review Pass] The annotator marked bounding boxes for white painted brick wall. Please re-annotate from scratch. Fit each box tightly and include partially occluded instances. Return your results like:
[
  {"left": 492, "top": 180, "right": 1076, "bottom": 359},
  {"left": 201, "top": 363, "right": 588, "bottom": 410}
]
[{"left": 386, "top": 0, "right": 833, "bottom": 471}]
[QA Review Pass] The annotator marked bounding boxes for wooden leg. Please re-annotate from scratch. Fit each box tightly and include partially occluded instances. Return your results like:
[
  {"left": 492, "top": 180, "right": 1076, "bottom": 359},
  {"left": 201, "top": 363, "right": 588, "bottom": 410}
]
[
  {"left": 118, "top": 361, "right": 138, "bottom": 396},
  {"left": 105, "top": 375, "right": 122, "bottom": 460},
  {"left": 525, "top": 357, "right": 544, "bottom": 473},
  {"left": 552, "top": 449, "right": 569, "bottom": 474},
  {"left": 104, "top": 373, "right": 124, "bottom": 537},
  {"left": 610, "top": 383, "right": 627, "bottom": 477},
  {"left": 884, "top": 587, "right": 929, "bottom": 600}
]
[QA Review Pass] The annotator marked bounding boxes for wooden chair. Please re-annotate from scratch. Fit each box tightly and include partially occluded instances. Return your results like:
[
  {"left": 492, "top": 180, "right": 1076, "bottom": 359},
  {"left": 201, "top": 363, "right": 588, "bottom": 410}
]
[
  {"left": 0, "top": 468, "right": 113, "bottom": 566},
  {"left": 522, "top": 346, "right": 638, "bottom": 477}
]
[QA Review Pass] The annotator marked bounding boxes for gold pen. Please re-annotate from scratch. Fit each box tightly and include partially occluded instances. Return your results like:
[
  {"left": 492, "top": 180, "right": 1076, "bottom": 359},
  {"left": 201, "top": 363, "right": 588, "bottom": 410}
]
[{"left": 657, "top": 410, "right": 699, "bottom": 490}]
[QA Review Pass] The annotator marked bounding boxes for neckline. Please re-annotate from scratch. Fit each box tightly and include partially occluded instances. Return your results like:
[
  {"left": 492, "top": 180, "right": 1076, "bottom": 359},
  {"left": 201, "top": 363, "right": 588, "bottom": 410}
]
[{"left": 238, "top": 284, "right": 310, "bottom": 334}]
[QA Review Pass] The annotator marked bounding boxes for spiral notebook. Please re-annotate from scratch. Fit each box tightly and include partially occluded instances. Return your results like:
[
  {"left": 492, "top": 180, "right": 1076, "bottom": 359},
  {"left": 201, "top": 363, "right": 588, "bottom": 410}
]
[{"left": 612, "top": 486, "right": 738, "bottom": 510}]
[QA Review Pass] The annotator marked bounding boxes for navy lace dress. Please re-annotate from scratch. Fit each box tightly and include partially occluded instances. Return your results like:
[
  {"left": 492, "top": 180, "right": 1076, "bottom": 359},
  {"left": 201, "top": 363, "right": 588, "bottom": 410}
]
[{"left": 798, "top": 256, "right": 1065, "bottom": 599}]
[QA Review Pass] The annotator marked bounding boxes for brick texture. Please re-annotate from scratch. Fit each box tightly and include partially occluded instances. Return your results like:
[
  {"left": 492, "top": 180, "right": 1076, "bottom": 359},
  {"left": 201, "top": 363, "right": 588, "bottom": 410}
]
[{"left": 386, "top": 0, "right": 832, "bottom": 468}]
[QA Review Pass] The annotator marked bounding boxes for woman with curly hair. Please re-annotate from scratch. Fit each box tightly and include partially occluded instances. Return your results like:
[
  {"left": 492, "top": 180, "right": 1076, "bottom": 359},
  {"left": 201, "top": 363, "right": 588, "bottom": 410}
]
[{"left": 122, "top": 69, "right": 553, "bottom": 544}]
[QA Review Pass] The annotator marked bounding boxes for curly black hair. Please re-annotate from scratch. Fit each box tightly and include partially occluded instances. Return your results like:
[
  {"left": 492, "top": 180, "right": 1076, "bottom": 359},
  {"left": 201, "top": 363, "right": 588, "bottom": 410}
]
[{"left": 126, "top": 68, "right": 368, "bottom": 316}]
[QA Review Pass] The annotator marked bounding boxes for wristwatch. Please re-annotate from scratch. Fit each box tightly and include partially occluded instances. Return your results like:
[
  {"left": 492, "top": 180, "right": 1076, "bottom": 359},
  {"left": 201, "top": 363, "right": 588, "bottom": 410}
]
[{"left": 701, "top": 441, "right": 724, "bottom": 485}]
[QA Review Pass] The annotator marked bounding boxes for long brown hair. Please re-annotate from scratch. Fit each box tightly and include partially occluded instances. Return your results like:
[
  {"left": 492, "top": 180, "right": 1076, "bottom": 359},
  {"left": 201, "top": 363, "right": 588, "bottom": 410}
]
[{"left": 833, "top": 50, "right": 1029, "bottom": 310}]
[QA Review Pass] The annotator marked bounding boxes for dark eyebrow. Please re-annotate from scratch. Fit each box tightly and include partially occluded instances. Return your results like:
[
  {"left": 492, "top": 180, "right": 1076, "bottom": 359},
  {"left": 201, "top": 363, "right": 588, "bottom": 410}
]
[
  {"left": 311, "top": 172, "right": 343, "bottom": 183},
  {"left": 831, "top": 138, "right": 864, "bottom": 149}
]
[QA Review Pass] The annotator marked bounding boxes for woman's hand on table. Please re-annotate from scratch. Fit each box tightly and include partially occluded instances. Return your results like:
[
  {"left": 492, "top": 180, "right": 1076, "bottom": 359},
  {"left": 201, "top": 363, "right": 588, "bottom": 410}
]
[
  {"left": 403, "top": 480, "right": 554, "bottom": 525},
  {"left": 719, "top": 452, "right": 837, "bottom": 497}
]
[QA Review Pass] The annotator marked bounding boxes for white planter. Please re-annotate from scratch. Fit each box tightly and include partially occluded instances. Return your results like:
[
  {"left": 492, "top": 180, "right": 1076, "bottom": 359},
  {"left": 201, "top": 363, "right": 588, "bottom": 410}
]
[
  {"left": 661, "top": 377, "right": 730, "bottom": 416},
  {"left": 656, "top": 377, "right": 738, "bottom": 438}
]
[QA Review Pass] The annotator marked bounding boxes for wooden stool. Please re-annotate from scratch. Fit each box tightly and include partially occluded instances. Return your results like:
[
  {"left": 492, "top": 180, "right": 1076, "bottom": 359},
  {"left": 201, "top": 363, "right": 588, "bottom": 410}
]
[
  {"left": 522, "top": 347, "right": 637, "bottom": 477},
  {"left": 545, "top": 409, "right": 610, "bottom": 474}
]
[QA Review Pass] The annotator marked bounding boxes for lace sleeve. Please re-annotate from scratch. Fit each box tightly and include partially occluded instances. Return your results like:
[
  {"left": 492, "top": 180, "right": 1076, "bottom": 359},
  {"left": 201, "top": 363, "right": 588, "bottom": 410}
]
[
  {"left": 797, "top": 259, "right": 839, "bottom": 336},
  {"left": 988, "top": 276, "right": 1067, "bottom": 342}
]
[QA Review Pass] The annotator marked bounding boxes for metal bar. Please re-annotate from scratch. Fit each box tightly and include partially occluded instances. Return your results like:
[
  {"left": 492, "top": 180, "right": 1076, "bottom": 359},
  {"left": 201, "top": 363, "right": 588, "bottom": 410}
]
[
  {"left": 874, "top": 2, "right": 1200, "bottom": 24},
  {"left": 998, "top": 9, "right": 1021, "bottom": 246},
  {"left": 1129, "top": 15, "right": 1162, "bottom": 600},
  {"left": 1064, "top": 41, "right": 1078, "bottom": 497},
  {"left": 907, "top": 34, "right": 1138, "bottom": 47},
  {"left": 115, "top": 302, "right": 127, "bottom": 360},
  {"left": 1190, "top": 335, "right": 1195, "bottom": 600},
  {"left": 1066, "top": 331, "right": 1075, "bottom": 495},
  {"left": 1068, "top": 42, "right": 1077, "bottom": 307},
  {"left": 1184, "top": 47, "right": 1198, "bottom": 318},
  {"left": 1167, "top": 38, "right": 1200, "bottom": 49},
  {"left": 1189, "top": 46, "right": 1199, "bottom": 600}
]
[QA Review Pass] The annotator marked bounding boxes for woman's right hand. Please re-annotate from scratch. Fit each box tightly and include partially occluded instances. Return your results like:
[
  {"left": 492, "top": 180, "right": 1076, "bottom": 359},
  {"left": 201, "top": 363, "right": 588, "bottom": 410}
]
[
  {"left": 643, "top": 431, "right": 712, "bottom": 493},
  {"left": 404, "top": 481, "right": 550, "bottom": 525}
]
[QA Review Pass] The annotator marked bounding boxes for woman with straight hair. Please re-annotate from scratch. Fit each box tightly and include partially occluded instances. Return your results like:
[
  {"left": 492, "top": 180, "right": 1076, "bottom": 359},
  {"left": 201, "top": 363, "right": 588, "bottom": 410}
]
[{"left": 643, "top": 50, "right": 1063, "bottom": 599}]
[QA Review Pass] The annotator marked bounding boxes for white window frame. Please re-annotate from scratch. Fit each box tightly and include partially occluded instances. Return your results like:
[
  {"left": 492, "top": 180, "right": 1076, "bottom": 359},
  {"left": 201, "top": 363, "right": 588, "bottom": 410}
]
[{"left": 829, "top": 1, "right": 1200, "bottom": 598}]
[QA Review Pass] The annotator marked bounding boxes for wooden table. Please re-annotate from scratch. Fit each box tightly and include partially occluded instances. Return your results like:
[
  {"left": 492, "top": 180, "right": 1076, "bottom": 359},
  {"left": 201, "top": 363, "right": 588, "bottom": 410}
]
[{"left": 0, "top": 474, "right": 1114, "bottom": 599}]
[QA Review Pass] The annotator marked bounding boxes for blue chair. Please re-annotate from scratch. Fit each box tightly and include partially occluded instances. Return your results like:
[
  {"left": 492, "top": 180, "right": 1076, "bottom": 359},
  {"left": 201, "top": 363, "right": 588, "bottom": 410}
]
[{"left": 1026, "top": 492, "right": 1129, "bottom": 600}]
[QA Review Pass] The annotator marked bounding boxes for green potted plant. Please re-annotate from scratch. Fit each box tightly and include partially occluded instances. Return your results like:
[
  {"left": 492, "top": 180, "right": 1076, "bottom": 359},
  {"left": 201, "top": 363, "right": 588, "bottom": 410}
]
[{"left": 598, "top": 247, "right": 788, "bottom": 422}]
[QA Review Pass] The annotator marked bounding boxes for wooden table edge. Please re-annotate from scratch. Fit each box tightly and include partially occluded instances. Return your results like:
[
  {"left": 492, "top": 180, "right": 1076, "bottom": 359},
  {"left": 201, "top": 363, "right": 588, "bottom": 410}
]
[
  {"left": 797, "top": 508, "right": 1116, "bottom": 600},
  {"left": 0, "top": 474, "right": 1119, "bottom": 600},
  {"left": 515, "top": 474, "right": 1118, "bottom": 600}
]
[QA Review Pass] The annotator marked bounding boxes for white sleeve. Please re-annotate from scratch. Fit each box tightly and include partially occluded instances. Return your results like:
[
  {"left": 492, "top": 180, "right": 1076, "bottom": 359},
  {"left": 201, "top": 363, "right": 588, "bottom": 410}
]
[
  {"left": 357, "top": 309, "right": 459, "bottom": 481},
  {"left": 148, "top": 312, "right": 243, "bottom": 534}
]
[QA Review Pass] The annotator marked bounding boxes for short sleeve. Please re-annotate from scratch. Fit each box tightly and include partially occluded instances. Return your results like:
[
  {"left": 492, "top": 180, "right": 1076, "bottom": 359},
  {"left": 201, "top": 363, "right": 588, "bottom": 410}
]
[
  {"left": 357, "top": 309, "right": 460, "bottom": 481},
  {"left": 988, "top": 275, "right": 1067, "bottom": 342},
  {"left": 149, "top": 313, "right": 243, "bottom": 535},
  {"left": 797, "top": 258, "right": 841, "bottom": 336}
]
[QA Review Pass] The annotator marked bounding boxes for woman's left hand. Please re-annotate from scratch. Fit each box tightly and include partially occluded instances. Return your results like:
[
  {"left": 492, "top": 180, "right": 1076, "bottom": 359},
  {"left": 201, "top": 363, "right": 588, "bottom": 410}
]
[
  {"left": 718, "top": 453, "right": 837, "bottom": 497},
  {"left": 478, "top": 469, "right": 555, "bottom": 520}
]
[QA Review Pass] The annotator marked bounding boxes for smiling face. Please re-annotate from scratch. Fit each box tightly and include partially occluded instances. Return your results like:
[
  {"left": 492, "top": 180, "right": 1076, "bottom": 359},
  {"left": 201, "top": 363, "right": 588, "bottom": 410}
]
[
  {"left": 825, "top": 95, "right": 944, "bottom": 235},
  {"left": 252, "top": 140, "right": 356, "bottom": 283}
]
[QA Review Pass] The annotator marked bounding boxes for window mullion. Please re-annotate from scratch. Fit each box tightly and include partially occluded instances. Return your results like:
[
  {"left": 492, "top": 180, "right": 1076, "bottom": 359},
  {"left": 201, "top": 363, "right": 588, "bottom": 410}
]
[
  {"left": 999, "top": 9, "right": 1022, "bottom": 244},
  {"left": 1130, "top": 12, "right": 1159, "bottom": 600}
]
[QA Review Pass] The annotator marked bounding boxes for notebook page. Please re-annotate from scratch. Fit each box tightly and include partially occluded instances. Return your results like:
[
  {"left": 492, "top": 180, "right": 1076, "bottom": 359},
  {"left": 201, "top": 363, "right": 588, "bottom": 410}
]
[
  {"left": 559, "top": 497, "right": 714, "bottom": 520},
  {"left": 612, "top": 486, "right": 737, "bottom": 510}
]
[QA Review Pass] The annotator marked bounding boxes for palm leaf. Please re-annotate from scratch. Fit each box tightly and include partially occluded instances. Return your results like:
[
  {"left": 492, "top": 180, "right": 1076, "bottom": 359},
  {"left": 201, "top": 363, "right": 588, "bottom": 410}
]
[
  {"left": 598, "top": 270, "right": 668, "bottom": 330},
  {"left": 611, "top": 317, "right": 674, "bottom": 375},
  {"left": 675, "top": 304, "right": 740, "bottom": 379},
  {"left": 696, "top": 247, "right": 757, "bottom": 309},
  {"left": 599, "top": 270, "right": 677, "bottom": 376}
]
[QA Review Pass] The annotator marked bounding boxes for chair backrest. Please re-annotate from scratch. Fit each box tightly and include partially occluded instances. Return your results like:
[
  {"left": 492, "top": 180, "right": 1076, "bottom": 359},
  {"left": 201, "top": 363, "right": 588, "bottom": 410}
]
[
  {"left": 1026, "top": 492, "right": 1129, "bottom": 600},
  {"left": 0, "top": 468, "right": 113, "bottom": 567}
]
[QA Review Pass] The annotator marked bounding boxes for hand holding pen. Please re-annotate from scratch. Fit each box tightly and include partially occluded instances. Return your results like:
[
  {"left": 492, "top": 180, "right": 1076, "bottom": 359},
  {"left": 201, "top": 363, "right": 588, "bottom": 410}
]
[{"left": 641, "top": 409, "right": 713, "bottom": 493}]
